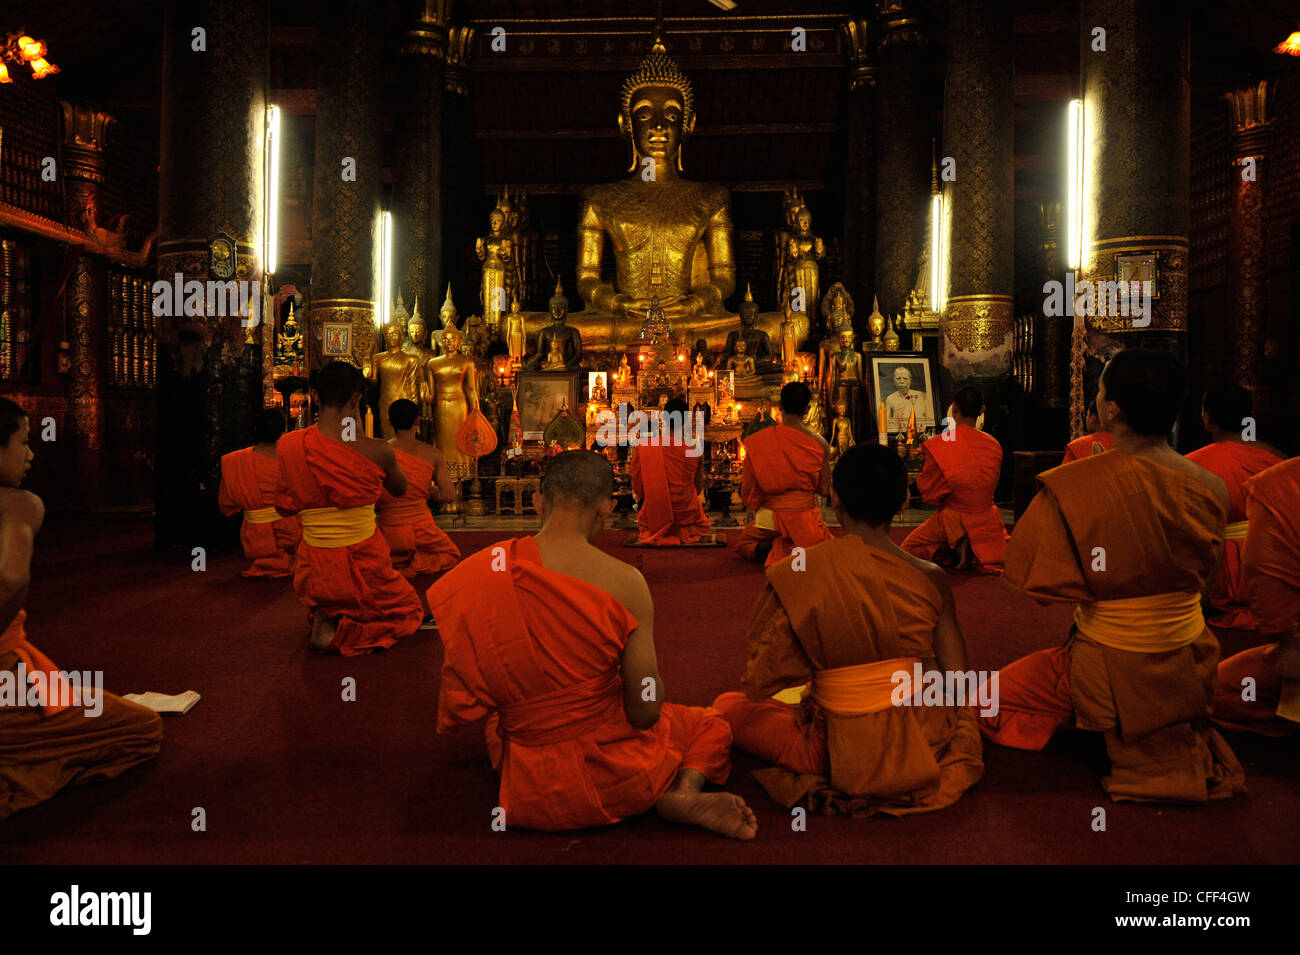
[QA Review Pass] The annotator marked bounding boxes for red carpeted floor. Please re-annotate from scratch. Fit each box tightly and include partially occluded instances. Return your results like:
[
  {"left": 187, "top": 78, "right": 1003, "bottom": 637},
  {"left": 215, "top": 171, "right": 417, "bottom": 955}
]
[{"left": 2, "top": 513, "right": 1296, "bottom": 864}]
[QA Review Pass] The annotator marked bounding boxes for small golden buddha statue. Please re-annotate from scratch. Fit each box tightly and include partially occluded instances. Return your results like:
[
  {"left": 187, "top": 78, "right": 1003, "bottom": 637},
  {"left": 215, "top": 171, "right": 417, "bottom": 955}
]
[
  {"left": 404, "top": 297, "right": 438, "bottom": 434},
  {"left": 828, "top": 400, "right": 855, "bottom": 468},
  {"left": 475, "top": 201, "right": 514, "bottom": 331},
  {"left": 883, "top": 313, "right": 901, "bottom": 352},
  {"left": 275, "top": 301, "right": 303, "bottom": 370},
  {"left": 823, "top": 307, "right": 865, "bottom": 436},
  {"left": 529, "top": 278, "right": 583, "bottom": 369},
  {"left": 866, "top": 295, "right": 887, "bottom": 349},
  {"left": 429, "top": 321, "right": 479, "bottom": 470},
  {"left": 366, "top": 318, "right": 424, "bottom": 439},
  {"left": 784, "top": 205, "right": 824, "bottom": 321},
  {"left": 691, "top": 351, "right": 711, "bottom": 388},
  {"left": 726, "top": 338, "right": 756, "bottom": 380},
  {"left": 803, "top": 387, "right": 827, "bottom": 438},
  {"left": 542, "top": 334, "right": 566, "bottom": 370},
  {"left": 505, "top": 296, "right": 526, "bottom": 362},
  {"left": 615, "top": 353, "right": 632, "bottom": 386}
]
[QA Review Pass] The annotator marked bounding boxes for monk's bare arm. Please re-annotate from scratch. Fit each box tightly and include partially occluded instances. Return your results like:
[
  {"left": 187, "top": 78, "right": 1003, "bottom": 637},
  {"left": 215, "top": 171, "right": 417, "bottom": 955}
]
[
  {"left": 373, "top": 441, "right": 407, "bottom": 498},
  {"left": 429, "top": 448, "right": 456, "bottom": 504},
  {"left": 0, "top": 490, "right": 43, "bottom": 634},
  {"left": 926, "top": 565, "right": 970, "bottom": 673},
  {"left": 817, "top": 451, "right": 832, "bottom": 499},
  {"left": 617, "top": 569, "right": 663, "bottom": 730}
]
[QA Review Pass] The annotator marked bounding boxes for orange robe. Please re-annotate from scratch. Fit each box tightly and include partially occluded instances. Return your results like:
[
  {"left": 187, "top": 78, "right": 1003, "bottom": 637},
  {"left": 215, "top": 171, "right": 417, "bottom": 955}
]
[
  {"left": 1214, "top": 457, "right": 1300, "bottom": 736},
  {"left": 1185, "top": 440, "right": 1283, "bottom": 630},
  {"left": 631, "top": 443, "right": 712, "bottom": 545},
  {"left": 218, "top": 447, "right": 302, "bottom": 578},
  {"left": 981, "top": 452, "right": 1246, "bottom": 803},
  {"left": 377, "top": 448, "right": 460, "bottom": 577},
  {"left": 1062, "top": 431, "right": 1114, "bottom": 463},
  {"left": 902, "top": 425, "right": 1007, "bottom": 573},
  {"left": 429, "top": 537, "right": 732, "bottom": 831},
  {"left": 713, "top": 535, "right": 983, "bottom": 815},
  {"left": 275, "top": 426, "right": 424, "bottom": 655},
  {"left": 735, "top": 424, "right": 831, "bottom": 567},
  {"left": 0, "top": 610, "right": 163, "bottom": 820}
]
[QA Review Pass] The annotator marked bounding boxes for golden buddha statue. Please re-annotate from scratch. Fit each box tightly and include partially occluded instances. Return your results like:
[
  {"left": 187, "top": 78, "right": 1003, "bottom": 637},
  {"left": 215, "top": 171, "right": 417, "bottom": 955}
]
[
  {"left": 505, "top": 296, "right": 526, "bottom": 362},
  {"left": 508, "top": 188, "right": 539, "bottom": 308},
  {"left": 403, "top": 297, "right": 438, "bottom": 435},
  {"left": 542, "top": 334, "right": 566, "bottom": 370},
  {"left": 779, "top": 303, "right": 800, "bottom": 369},
  {"left": 828, "top": 400, "right": 855, "bottom": 468},
  {"left": 275, "top": 301, "right": 303, "bottom": 371},
  {"left": 865, "top": 294, "right": 887, "bottom": 349},
  {"left": 475, "top": 201, "right": 513, "bottom": 333},
  {"left": 365, "top": 318, "right": 424, "bottom": 439},
  {"left": 575, "top": 35, "right": 736, "bottom": 345},
  {"left": 823, "top": 307, "right": 865, "bottom": 437},
  {"left": 785, "top": 204, "right": 824, "bottom": 322},
  {"left": 429, "top": 321, "right": 479, "bottom": 470},
  {"left": 691, "top": 351, "right": 711, "bottom": 388},
  {"left": 726, "top": 338, "right": 756, "bottom": 380},
  {"left": 614, "top": 353, "right": 632, "bottom": 387},
  {"left": 528, "top": 279, "right": 583, "bottom": 370},
  {"left": 803, "top": 387, "right": 827, "bottom": 438},
  {"left": 773, "top": 187, "right": 800, "bottom": 304}
]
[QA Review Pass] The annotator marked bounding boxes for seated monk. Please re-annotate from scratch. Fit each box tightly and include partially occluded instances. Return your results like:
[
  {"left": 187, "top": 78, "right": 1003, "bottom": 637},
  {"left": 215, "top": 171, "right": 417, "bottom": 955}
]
[
  {"left": 217, "top": 408, "right": 302, "bottom": 578},
  {"left": 714, "top": 445, "right": 984, "bottom": 815},
  {"left": 735, "top": 381, "right": 832, "bottom": 567},
  {"left": 1185, "top": 384, "right": 1284, "bottom": 630},
  {"left": 275, "top": 361, "right": 424, "bottom": 654},
  {"left": 428, "top": 450, "right": 756, "bottom": 838},
  {"left": 0, "top": 398, "right": 162, "bottom": 819},
  {"left": 902, "top": 387, "right": 1008, "bottom": 574},
  {"left": 1061, "top": 405, "right": 1113, "bottom": 463},
  {"left": 1213, "top": 456, "right": 1300, "bottom": 737},
  {"left": 979, "top": 349, "right": 1245, "bottom": 803},
  {"left": 630, "top": 397, "right": 714, "bottom": 545},
  {"left": 377, "top": 399, "right": 460, "bottom": 577}
]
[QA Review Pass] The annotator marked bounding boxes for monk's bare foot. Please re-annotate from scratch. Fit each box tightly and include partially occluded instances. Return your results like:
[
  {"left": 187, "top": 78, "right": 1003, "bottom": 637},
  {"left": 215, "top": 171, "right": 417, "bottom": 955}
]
[
  {"left": 309, "top": 613, "right": 339, "bottom": 650},
  {"left": 656, "top": 790, "right": 758, "bottom": 841}
]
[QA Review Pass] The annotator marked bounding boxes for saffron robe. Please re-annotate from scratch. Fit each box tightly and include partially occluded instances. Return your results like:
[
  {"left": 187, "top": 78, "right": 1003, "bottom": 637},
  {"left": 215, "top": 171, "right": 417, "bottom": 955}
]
[
  {"left": 429, "top": 537, "right": 732, "bottom": 831},
  {"left": 1185, "top": 440, "right": 1283, "bottom": 630},
  {"left": 1062, "top": 431, "right": 1114, "bottom": 463},
  {"left": 982, "top": 452, "right": 1246, "bottom": 803},
  {"left": 735, "top": 424, "right": 831, "bottom": 567},
  {"left": 713, "top": 535, "right": 983, "bottom": 815},
  {"left": 377, "top": 448, "right": 460, "bottom": 577},
  {"left": 217, "top": 447, "right": 302, "bottom": 577},
  {"left": 630, "top": 443, "right": 712, "bottom": 545},
  {"left": 902, "top": 425, "right": 1007, "bottom": 573},
  {"left": 0, "top": 610, "right": 163, "bottom": 820},
  {"left": 275, "top": 426, "right": 424, "bottom": 655},
  {"left": 1214, "top": 457, "right": 1300, "bottom": 736}
]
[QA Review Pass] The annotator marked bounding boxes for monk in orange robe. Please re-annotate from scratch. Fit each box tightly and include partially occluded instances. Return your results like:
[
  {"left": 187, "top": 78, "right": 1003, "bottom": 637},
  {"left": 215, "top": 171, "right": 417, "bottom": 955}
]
[
  {"left": 377, "top": 399, "right": 460, "bottom": 577},
  {"left": 1185, "top": 384, "right": 1284, "bottom": 630},
  {"left": 429, "top": 450, "right": 756, "bottom": 838},
  {"left": 1213, "top": 456, "right": 1300, "bottom": 737},
  {"left": 631, "top": 397, "right": 715, "bottom": 545},
  {"left": 715, "top": 444, "right": 983, "bottom": 815},
  {"left": 902, "top": 386, "right": 1007, "bottom": 573},
  {"left": 735, "top": 381, "right": 832, "bottom": 566},
  {"left": 217, "top": 408, "right": 302, "bottom": 577},
  {"left": 275, "top": 361, "right": 424, "bottom": 654},
  {"left": 1062, "top": 405, "right": 1113, "bottom": 462},
  {"left": 0, "top": 398, "right": 162, "bottom": 819},
  {"left": 980, "top": 349, "right": 1245, "bottom": 803}
]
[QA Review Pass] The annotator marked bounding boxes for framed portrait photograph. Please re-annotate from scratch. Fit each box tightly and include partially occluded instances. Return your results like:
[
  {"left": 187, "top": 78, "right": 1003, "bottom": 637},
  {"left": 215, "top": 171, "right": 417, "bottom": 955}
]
[
  {"left": 869, "top": 354, "right": 938, "bottom": 435},
  {"left": 1114, "top": 251, "right": 1160, "bottom": 300},
  {"left": 322, "top": 322, "right": 352, "bottom": 357},
  {"left": 517, "top": 370, "right": 580, "bottom": 441}
]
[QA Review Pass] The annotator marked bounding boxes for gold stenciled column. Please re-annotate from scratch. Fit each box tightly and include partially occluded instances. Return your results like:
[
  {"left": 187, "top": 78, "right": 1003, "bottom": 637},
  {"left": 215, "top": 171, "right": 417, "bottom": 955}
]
[
  {"left": 61, "top": 103, "right": 114, "bottom": 506},
  {"left": 940, "top": 0, "right": 1015, "bottom": 387},
  {"left": 1223, "top": 82, "right": 1270, "bottom": 400},
  {"left": 309, "top": 0, "right": 385, "bottom": 369},
  {"left": 841, "top": 18, "right": 878, "bottom": 324}
]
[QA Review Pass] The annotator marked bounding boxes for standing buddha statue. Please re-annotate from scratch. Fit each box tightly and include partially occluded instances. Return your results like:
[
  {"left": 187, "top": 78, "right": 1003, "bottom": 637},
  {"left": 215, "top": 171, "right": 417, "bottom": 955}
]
[
  {"left": 403, "top": 296, "right": 438, "bottom": 437},
  {"left": 429, "top": 321, "right": 479, "bottom": 471},
  {"left": 475, "top": 202, "right": 513, "bottom": 335},
  {"left": 365, "top": 318, "right": 424, "bottom": 439},
  {"left": 828, "top": 400, "right": 854, "bottom": 468},
  {"left": 505, "top": 296, "right": 526, "bottom": 363},
  {"left": 822, "top": 302, "right": 865, "bottom": 439},
  {"left": 785, "top": 204, "right": 824, "bottom": 323}
]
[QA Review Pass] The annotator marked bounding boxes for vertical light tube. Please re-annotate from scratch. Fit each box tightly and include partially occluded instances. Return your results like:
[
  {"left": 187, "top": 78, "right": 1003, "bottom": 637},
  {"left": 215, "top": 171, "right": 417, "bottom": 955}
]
[
  {"left": 930, "top": 192, "right": 942, "bottom": 311},
  {"left": 377, "top": 210, "right": 393, "bottom": 328},
  {"left": 1066, "top": 98, "right": 1085, "bottom": 271},
  {"left": 265, "top": 105, "right": 281, "bottom": 276}
]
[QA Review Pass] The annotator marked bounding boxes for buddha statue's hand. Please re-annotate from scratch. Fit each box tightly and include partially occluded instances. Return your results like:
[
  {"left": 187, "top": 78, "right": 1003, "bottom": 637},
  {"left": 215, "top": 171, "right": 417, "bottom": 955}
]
[
  {"left": 626, "top": 294, "right": 704, "bottom": 324},
  {"left": 592, "top": 285, "right": 631, "bottom": 317}
]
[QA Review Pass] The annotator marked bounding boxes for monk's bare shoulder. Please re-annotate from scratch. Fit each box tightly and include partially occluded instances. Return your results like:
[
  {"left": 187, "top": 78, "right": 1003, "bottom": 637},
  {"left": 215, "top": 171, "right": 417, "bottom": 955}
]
[
  {"left": 588, "top": 548, "right": 653, "bottom": 622},
  {"left": 356, "top": 436, "right": 397, "bottom": 469},
  {"left": 0, "top": 488, "right": 45, "bottom": 532},
  {"left": 426, "top": 444, "right": 446, "bottom": 468},
  {"left": 892, "top": 546, "right": 951, "bottom": 603}
]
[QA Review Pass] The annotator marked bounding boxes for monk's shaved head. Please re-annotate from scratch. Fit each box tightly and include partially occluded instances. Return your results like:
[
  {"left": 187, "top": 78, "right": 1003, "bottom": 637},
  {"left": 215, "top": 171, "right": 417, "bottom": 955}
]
[
  {"left": 252, "top": 408, "right": 286, "bottom": 444},
  {"left": 388, "top": 398, "right": 420, "bottom": 432},
  {"left": 1100, "top": 348, "right": 1186, "bottom": 437},
  {"left": 0, "top": 397, "right": 28, "bottom": 448},
  {"left": 542, "top": 450, "right": 615, "bottom": 509},
  {"left": 832, "top": 444, "right": 909, "bottom": 527},
  {"left": 952, "top": 386, "right": 983, "bottom": 419},
  {"left": 1202, "top": 383, "right": 1252, "bottom": 433},
  {"left": 314, "top": 360, "right": 367, "bottom": 410},
  {"left": 780, "top": 381, "right": 811, "bottom": 416}
]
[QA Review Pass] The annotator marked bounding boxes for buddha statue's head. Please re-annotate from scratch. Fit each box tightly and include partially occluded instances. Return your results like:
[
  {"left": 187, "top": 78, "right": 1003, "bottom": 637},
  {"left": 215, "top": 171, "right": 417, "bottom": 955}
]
[
  {"left": 739, "top": 283, "right": 758, "bottom": 327},
  {"left": 442, "top": 321, "right": 463, "bottom": 355},
  {"left": 735, "top": 339, "right": 748, "bottom": 356},
  {"left": 619, "top": 37, "right": 695, "bottom": 173},
  {"left": 837, "top": 327, "right": 855, "bottom": 350},
  {"left": 795, "top": 206, "right": 812, "bottom": 234},
  {"left": 509, "top": 297, "right": 521, "bottom": 316},
  {"left": 407, "top": 298, "right": 426, "bottom": 345},
  {"left": 440, "top": 284, "right": 458, "bottom": 327},
  {"left": 488, "top": 208, "right": 506, "bottom": 236},
  {"left": 836, "top": 401, "right": 847, "bottom": 417},
  {"left": 550, "top": 279, "right": 568, "bottom": 323},
  {"left": 384, "top": 320, "right": 404, "bottom": 350}
]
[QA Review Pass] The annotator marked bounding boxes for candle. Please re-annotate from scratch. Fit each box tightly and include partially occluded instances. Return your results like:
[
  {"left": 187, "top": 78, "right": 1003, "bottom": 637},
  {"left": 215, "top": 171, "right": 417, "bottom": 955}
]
[
  {"left": 364, "top": 408, "right": 374, "bottom": 438},
  {"left": 906, "top": 406, "right": 916, "bottom": 444},
  {"left": 877, "top": 402, "right": 887, "bottom": 446}
]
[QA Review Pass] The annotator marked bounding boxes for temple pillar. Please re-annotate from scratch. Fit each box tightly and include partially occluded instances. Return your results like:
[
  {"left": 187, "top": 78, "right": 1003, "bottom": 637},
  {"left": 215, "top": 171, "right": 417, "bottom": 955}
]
[
  {"left": 841, "top": 17, "right": 877, "bottom": 326},
  {"left": 309, "top": 0, "right": 385, "bottom": 370},
  {"left": 154, "top": 0, "right": 267, "bottom": 548},
  {"left": 940, "top": 0, "right": 1015, "bottom": 405},
  {"left": 873, "top": 1, "right": 930, "bottom": 321},
  {"left": 394, "top": 0, "right": 452, "bottom": 322},
  {"left": 60, "top": 103, "right": 113, "bottom": 506},
  {"left": 1223, "top": 82, "right": 1270, "bottom": 410},
  {"left": 1034, "top": 200, "right": 1069, "bottom": 411},
  {"left": 442, "top": 25, "right": 476, "bottom": 312}
]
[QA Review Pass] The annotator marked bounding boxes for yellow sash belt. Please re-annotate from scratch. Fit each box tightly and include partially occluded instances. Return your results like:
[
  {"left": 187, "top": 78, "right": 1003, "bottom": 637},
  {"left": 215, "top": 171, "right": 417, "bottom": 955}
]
[
  {"left": 1223, "top": 520, "right": 1249, "bottom": 542},
  {"left": 244, "top": 506, "right": 280, "bottom": 525},
  {"left": 299, "top": 505, "right": 376, "bottom": 547},
  {"left": 1074, "top": 592, "right": 1204, "bottom": 653},
  {"left": 810, "top": 656, "right": 923, "bottom": 716}
]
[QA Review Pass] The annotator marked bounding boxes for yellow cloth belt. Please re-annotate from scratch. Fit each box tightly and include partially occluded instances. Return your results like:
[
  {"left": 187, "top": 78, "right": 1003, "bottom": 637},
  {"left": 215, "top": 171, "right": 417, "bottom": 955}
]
[
  {"left": 754, "top": 508, "right": 775, "bottom": 531},
  {"left": 1223, "top": 520, "right": 1249, "bottom": 542},
  {"left": 244, "top": 506, "right": 280, "bottom": 525},
  {"left": 810, "top": 656, "right": 923, "bottom": 716},
  {"left": 299, "top": 505, "right": 376, "bottom": 547},
  {"left": 1074, "top": 592, "right": 1204, "bottom": 653}
]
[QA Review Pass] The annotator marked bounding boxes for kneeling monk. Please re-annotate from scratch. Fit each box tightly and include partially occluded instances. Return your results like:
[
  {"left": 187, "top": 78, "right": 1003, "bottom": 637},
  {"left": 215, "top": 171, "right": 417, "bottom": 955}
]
[
  {"left": 630, "top": 397, "right": 714, "bottom": 545},
  {"left": 981, "top": 349, "right": 1245, "bottom": 803},
  {"left": 0, "top": 399, "right": 162, "bottom": 819},
  {"left": 715, "top": 444, "right": 983, "bottom": 815},
  {"left": 735, "top": 381, "right": 832, "bottom": 567},
  {"left": 1062, "top": 405, "right": 1113, "bottom": 463},
  {"left": 429, "top": 451, "right": 756, "bottom": 838},
  {"left": 1213, "top": 456, "right": 1300, "bottom": 737},
  {"left": 276, "top": 362, "right": 424, "bottom": 654},
  {"left": 218, "top": 408, "right": 302, "bottom": 577},
  {"left": 377, "top": 399, "right": 460, "bottom": 577},
  {"left": 902, "top": 387, "right": 1007, "bottom": 573},
  {"left": 1185, "top": 384, "right": 1284, "bottom": 630}
]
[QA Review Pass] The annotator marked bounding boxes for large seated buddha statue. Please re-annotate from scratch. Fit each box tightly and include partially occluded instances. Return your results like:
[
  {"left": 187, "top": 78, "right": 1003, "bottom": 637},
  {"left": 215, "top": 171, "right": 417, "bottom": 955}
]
[{"left": 574, "top": 36, "right": 738, "bottom": 349}]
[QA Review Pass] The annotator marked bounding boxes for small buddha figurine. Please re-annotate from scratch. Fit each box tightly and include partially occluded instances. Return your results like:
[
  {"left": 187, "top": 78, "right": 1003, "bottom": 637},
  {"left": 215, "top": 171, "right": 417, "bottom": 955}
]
[
  {"left": 528, "top": 278, "right": 583, "bottom": 370},
  {"left": 542, "top": 334, "right": 566, "bottom": 370},
  {"left": 779, "top": 304, "right": 800, "bottom": 368},
  {"left": 275, "top": 301, "right": 304, "bottom": 369},
  {"left": 784, "top": 205, "right": 824, "bottom": 321},
  {"left": 505, "top": 296, "right": 526, "bottom": 362},
  {"left": 883, "top": 313, "right": 902, "bottom": 352},
  {"left": 365, "top": 318, "right": 424, "bottom": 439},
  {"left": 828, "top": 400, "right": 855, "bottom": 468},
  {"left": 615, "top": 353, "right": 632, "bottom": 387},
  {"left": 691, "top": 352, "right": 711, "bottom": 388},
  {"left": 726, "top": 338, "right": 756, "bottom": 380},
  {"left": 803, "top": 387, "right": 827, "bottom": 438},
  {"left": 590, "top": 374, "right": 608, "bottom": 403},
  {"left": 720, "top": 284, "right": 777, "bottom": 373},
  {"left": 865, "top": 295, "right": 887, "bottom": 349},
  {"left": 476, "top": 199, "right": 514, "bottom": 330},
  {"left": 823, "top": 308, "right": 865, "bottom": 437}
]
